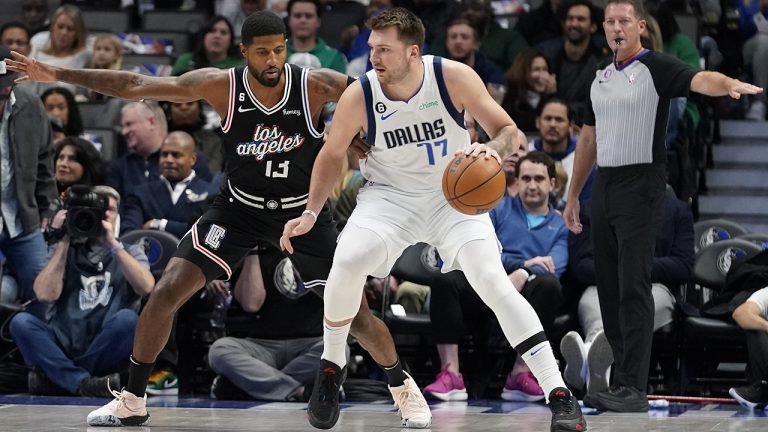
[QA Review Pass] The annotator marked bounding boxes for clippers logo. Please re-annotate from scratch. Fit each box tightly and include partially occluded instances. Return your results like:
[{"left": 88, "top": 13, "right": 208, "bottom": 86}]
[
  {"left": 235, "top": 124, "right": 306, "bottom": 161},
  {"left": 205, "top": 224, "right": 227, "bottom": 250}
]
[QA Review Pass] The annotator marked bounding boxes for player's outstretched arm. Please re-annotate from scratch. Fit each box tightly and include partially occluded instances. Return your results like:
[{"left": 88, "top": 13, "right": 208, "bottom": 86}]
[
  {"left": 441, "top": 59, "right": 519, "bottom": 160},
  {"left": 5, "top": 50, "right": 226, "bottom": 104}
]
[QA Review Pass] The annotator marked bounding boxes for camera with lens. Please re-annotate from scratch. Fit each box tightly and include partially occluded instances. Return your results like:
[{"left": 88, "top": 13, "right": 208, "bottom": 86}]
[{"left": 63, "top": 185, "right": 108, "bottom": 239}]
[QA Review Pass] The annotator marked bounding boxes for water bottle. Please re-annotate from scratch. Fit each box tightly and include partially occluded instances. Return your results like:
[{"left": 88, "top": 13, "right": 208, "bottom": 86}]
[{"left": 209, "top": 292, "right": 232, "bottom": 329}]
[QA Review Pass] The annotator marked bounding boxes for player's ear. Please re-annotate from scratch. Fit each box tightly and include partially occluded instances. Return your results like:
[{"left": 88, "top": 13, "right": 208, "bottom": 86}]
[{"left": 409, "top": 44, "right": 420, "bottom": 61}]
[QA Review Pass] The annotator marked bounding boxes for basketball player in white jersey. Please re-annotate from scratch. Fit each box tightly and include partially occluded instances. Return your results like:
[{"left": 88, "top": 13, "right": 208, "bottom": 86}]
[{"left": 281, "top": 8, "right": 587, "bottom": 432}]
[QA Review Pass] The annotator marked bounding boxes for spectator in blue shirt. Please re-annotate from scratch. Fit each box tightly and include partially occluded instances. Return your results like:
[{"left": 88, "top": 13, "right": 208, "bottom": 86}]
[{"left": 424, "top": 152, "right": 568, "bottom": 403}]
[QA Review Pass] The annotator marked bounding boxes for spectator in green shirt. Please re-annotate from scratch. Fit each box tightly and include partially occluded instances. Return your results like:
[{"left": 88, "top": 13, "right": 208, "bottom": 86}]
[
  {"left": 171, "top": 16, "right": 245, "bottom": 76},
  {"left": 285, "top": 0, "right": 347, "bottom": 72}
]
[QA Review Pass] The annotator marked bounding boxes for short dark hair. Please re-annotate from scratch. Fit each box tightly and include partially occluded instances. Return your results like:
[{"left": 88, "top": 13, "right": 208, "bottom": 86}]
[
  {"left": 559, "top": 0, "right": 597, "bottom": 23},
  {"left": 241, "top": 10, "right": 287, "bottom": 44},
  {"left": 536, "top": 96, "right": 571, "bottom": 120},
  {"left": 287, "top": 0, "right": 322, "bottom": 18},
  {"left": 0, "top": 21, "right": 30, "bottom": 40},
  {"left": 516, "top": 151, "right": 556, "bottom": 180},
  {"left": 447, "top": 18, "right": 478, "bottom": 41},
  {"left": 605, "top": 0, "right": 646, "bottom": 20},
  {"left": 368, "top": 7, "right": 425, "bottom": 48}
]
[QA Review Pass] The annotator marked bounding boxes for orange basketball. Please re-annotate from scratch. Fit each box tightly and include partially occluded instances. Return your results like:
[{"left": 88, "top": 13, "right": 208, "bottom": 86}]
[{"left": 442, "top": 154, "right": 506, "bottom": 215}]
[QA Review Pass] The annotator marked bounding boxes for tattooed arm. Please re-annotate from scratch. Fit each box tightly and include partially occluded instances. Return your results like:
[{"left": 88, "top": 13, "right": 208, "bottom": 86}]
[
  {"left": 307, "top": 68, "right": 351, "bottom": 108},
  {"left": 307, "top": 69, "right": 370, "bottom": 157},
  {"left": 5, "top": 51, "right": 229, "bottom": 109}
]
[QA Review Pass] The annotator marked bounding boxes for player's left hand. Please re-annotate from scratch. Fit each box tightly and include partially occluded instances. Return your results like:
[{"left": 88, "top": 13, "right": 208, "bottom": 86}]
[
  {"left": 349, "top": 135, "right": 371, "bottom": 160},
  {"left": 728, "top": 80, "right": 763, "bottom": 99},
  {"left": 279, "top": 213, "right": 316, "bottom": 254},
  {"left": 457, "top": 143, "right": 502, "bottom": 165}
]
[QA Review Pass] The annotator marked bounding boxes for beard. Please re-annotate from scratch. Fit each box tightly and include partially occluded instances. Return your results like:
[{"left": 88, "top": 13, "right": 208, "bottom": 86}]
[
  {"left": 251, "top": 66, "right": 283, "bottom": 88},
  {"left": 566, "top": 28, "right": 589, "bottom": 44}
]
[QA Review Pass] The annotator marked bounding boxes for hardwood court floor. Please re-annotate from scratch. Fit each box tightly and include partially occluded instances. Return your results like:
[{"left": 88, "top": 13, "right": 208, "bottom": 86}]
[{"left": 1, "top": 394, "right": 767, "bottom": 431}]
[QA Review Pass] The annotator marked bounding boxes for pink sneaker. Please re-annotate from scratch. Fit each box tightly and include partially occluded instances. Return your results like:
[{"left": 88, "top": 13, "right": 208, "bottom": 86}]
[
  {"left": 501, "top": 372, "right": 545, "bottom": 402},
  {"left": 422, "top": 369, "right": 468, "bottom": 401}
]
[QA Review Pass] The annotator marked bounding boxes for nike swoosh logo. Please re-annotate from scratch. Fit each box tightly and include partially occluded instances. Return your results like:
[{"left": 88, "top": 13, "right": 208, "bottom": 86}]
[
  {"left": 238, "top": 105, "right": 257, "bottom": 113},
  {"left": 598, "top": 80, "right": 609, "bottom": 84},
  {"left": 380, "top": 110, "right": 398, "bottom": 120},
  {"left": 530, "top": 346, "right": 545, "bottom": 356}
]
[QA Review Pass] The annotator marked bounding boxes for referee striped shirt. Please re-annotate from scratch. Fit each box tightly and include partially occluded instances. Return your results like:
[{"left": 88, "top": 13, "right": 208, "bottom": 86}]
[{"left": 583, "top": 50, "right": 699, "bottom": 167}]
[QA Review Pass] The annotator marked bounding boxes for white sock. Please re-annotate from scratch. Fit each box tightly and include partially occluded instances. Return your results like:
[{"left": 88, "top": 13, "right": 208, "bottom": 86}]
[
  {"left": 321, "top": 321, "right": 351, "bottom": 368},
  {"left": 521, "top": 341, "right": 566, "bottom": 403}
]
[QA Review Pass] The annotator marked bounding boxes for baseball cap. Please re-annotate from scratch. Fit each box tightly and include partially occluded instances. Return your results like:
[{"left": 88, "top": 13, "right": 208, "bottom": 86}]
[{"left": 0, "top": 44, "right": 20, "bottom": 87}]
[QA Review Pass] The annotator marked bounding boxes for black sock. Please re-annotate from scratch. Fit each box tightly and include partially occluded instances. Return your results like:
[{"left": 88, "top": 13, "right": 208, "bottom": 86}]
[
  {"left": 127, "top": 355, "right": 155, "bottom": 397},
  {"left": 381, "top": 358, "right": 408, "bottom": 387}
]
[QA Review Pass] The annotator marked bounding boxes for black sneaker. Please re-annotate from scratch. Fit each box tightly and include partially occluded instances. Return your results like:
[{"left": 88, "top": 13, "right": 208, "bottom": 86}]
[
  {"left": 77, "top": 373, "right": 121, "bottom": 398},
  {"left": 307, "top": 359, "right": 347, "bottom": 429},
  {"left": 730, "top": 381, "right": 768, "bottom": 410},
  {"left": 549, "top": 387, "right": 587, "bottom": 432},
  {"left": 211, "top": 375, "right": 251, "bottom": 400},
  {"left": 27, "top": 369, "right": 68, "bottom": 396},
  {"left": 586, "top": 384, "right": 649, "bottom": 412}
]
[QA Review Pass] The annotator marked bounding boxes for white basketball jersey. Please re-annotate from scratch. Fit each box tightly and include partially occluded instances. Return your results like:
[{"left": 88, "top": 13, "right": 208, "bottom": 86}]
[{"left": 358, "top": 55, "right": 470, "bottom": 193}]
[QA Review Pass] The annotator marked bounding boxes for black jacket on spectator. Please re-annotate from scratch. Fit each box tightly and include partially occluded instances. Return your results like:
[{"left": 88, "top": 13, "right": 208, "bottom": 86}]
[
  {"left": 120, "top": 175, "right": 217, "bottom": 239},
  {"left": 108, "top": 150, "right": 212, "bottom": 203}
]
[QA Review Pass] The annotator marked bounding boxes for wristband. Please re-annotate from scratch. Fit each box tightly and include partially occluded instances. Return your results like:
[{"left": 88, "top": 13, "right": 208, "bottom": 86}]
[
  {"left": 302, "top": 209, "right": 318, "bottom": 221},
  {"left": 110, "top": 242, "right": 125, "bottom": 255}
]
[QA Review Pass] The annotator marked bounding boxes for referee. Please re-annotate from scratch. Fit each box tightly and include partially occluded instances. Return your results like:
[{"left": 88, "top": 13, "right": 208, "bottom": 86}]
[{"left": 563, "top": 0, "right": 763, "bottom": 412}]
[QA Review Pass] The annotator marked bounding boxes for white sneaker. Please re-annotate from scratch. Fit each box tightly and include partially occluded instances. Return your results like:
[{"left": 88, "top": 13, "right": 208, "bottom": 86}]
[
  {"left": 560, "top": 331, "right": 587, "bottom": 393},
  {"left": 389, "top": 373, "right": 432, "bottom": 428},
  {"left": 746, "top": 101, "right": 766, "bottom": 121},
  {"left": 586, "top": 330, "right": 614, "bottom": 396},
  {"left": 86, "top": 387, "right": 151, "bottom": 427}
]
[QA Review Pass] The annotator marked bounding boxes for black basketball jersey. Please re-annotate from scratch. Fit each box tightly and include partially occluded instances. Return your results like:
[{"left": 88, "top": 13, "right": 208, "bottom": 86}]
[{"left": 220, "top": 64, "right": 324, "bottom": 211}]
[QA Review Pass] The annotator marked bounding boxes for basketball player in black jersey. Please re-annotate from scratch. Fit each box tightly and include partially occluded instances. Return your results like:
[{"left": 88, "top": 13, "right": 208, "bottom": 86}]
[{"left": 5, "top": 11, "right": 431, "bottom": 428}]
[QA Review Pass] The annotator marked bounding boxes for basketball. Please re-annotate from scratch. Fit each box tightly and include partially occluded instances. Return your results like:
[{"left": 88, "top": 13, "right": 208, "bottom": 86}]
[{"left": 442, "top": 153, "right": 506, "bottom": 215}]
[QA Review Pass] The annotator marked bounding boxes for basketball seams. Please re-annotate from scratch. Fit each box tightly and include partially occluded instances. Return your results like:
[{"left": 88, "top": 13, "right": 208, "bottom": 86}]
[{"left": 442, "top": 154, "right": 505, "bottom": 214}]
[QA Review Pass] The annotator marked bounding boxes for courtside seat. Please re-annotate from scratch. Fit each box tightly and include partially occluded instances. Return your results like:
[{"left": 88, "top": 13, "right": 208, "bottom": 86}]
[
  {"left": 678, "top": 238, "right": 762, "bottom": 395},
  {"left": 693, "top": 219, "right": 750, "bottom": 253},
  {"left": 119, "top": 229, "right": 180, "bottom": 280}
]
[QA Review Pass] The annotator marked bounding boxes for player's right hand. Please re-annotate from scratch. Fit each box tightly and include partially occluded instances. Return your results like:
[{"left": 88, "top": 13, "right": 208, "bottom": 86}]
[
  {"left": 563, "top": 200, "right": 582, "bottom": 234},
  {"left": 4, "top": 51, "right": 57, "bottom": 83},
  {"left": 279, "top": 214, "right": 315, "bottom": 254}
]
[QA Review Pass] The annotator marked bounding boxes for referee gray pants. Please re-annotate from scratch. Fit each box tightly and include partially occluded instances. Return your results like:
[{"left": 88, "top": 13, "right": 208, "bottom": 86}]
[
  {"left": 208, "top": 336, "right": 323, "bottom": 401},
  {"left": 591, "top": 164, "right": 666, "bottom": 391}
]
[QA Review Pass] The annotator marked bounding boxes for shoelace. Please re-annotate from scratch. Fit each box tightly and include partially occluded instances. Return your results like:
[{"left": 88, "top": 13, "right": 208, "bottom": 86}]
[
  {"left": 395, "top": 384, "right": 429, "bottom": 415},
  {"left": 551, "top": 392, "right": 574, "bottom": 415},
  {"left": 317, "top": 372, "right": 339, "bottom": 402},
  {"left": 106, "top": 386, "right": 126, "bottom": 411}
]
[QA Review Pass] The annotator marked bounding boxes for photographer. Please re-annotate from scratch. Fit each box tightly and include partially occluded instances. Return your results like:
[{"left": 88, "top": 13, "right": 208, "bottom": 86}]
[{"left": 9, "top": 186, "right": 154, "bottom": 397}]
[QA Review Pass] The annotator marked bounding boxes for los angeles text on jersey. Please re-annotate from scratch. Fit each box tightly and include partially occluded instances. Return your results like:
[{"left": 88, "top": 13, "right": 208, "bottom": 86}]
[
  {"left": 235, "top": 124, "right": 306, "bottom": 161},
  {"left": 383, "top": 119, "right": 446, "bottom": 149}
]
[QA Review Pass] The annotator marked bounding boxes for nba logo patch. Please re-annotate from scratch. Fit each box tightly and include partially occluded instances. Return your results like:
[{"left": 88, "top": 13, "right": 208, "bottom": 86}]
[{"left": 205, "top": 224, "right": 227, "bottom": 250}]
